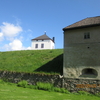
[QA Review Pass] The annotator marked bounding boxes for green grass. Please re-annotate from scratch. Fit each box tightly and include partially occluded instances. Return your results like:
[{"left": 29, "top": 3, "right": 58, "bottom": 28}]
[
  {"left": 0, "top": 80, "right": 99, "bottom": 100},
  {"left": 17, "top": 80, "right": 70, "bottom": 94},
  {"left": 0, "top": 49, "right": 63, "bottom": 74}
]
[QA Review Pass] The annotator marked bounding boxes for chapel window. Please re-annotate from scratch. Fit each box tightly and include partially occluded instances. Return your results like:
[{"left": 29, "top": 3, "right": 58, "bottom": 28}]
[
  {"left": 35, "top": 44, "right": 38, "bottom": 48},
  {"left": 41, "top": 44, "right": 44, "bottom": 48}
]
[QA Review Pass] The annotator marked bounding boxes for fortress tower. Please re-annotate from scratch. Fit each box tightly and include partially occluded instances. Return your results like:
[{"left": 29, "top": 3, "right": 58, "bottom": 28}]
[{"left": 63, "top": 16, "right": 100, "bottom": 79}]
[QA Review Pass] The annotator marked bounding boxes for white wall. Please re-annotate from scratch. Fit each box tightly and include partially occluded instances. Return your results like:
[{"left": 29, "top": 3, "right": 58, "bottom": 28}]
[{"left": 31, "top": 40, "right": 55, "bottom": 50}]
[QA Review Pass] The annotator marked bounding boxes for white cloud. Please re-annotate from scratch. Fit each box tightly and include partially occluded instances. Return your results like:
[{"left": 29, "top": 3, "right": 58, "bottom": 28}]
[
  {"left": 0, "top": 22, "right": 22, "bottom": 37},
  {"left": 8, "top": 39, "right": 24, "bottom": 50},
  {"left": 2, "top": 39, "right": 24, "bottom": 51},
  {"left": 3, "top": 39, "right": 32, "bottom": 51},
  {"left": 26, "top": 47, "right": 31, "bottom": 50},
  {"left": 27, "top": 29, "right": 32, "bottom": 32},
  {"left": 0, "top": 32, "right": 3, "bottom": 41},
  {"left": 0, "top": 32, "right": 3, "bottom": 37},
  {"left": 0, "top": 22, "right": 32, "bottom": 51}
]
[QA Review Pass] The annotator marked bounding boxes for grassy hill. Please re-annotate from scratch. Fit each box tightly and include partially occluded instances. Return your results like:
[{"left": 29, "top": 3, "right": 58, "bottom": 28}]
[{"left": 0, "top": 49, "right": 63, "bottom": 74}]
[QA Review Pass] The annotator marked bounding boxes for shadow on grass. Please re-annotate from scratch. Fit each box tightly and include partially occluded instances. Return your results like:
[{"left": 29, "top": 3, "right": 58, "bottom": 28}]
[{"left": 34, "top": 54, "right": 63, "bottom": 75}]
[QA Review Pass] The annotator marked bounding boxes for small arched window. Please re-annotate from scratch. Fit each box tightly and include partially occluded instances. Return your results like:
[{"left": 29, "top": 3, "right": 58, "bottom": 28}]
[{"left": 81, "top": 68, "right": 98, "bottom": 78}]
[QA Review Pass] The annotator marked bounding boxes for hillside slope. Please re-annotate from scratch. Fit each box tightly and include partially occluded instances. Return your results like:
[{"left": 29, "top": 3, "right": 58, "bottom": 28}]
[{"left": 0, "top": 49, "right": 63, "bottom": 74}]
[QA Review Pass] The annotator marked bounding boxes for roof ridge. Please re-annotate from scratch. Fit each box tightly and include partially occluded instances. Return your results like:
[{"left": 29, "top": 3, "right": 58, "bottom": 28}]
[
  {"left": 32, "top": 34, "right": 52, "bottom": 40},
  {"left": 63, "top": 16, "right": 100, "bottom": 31}
]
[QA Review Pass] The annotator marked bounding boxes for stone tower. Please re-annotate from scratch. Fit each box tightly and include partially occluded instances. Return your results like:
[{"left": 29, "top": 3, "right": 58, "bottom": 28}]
[{"left": 63, "top": 16, "right": 100, "bottom": 79}]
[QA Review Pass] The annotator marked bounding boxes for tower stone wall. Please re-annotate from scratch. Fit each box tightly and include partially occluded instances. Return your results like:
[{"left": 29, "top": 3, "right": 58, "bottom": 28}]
[{"left": 63, "top": 26, "right": 100, "bottom": 79}]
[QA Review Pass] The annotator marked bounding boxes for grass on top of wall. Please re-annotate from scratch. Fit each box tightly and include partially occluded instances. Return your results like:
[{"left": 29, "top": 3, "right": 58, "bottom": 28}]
[{"left": 0, "top": 49, "right": 63, "bottom": 74}]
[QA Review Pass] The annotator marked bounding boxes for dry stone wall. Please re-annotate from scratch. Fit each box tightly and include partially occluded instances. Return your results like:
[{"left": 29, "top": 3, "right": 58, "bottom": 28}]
[
  {"left": 64, "top": 78, "right": 100, "bottom": 94},
  {"left": 0, "top": 71, "right": 100, "bottom": 94},
  {"left": 0, "top": 71, "right": 62, "bottom": 87}
]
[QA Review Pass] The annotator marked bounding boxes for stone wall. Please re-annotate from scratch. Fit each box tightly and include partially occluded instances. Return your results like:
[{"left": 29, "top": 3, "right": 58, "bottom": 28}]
[
  {"left": 0, "top": 71, "right": 62, "bottom": 87},
  {"left": 0, "top": 71, "right": 100, "bottom": 94},
  {"left": 64, "top": 78, "right": 100, "bottom": 93}
]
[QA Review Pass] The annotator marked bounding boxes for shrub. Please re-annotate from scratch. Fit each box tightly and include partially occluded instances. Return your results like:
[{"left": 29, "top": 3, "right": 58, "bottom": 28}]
[
  {"left": 0, "top": 79, "right": 5, "bottom": 84},
  {"left": 95, "top": 92, "right": 100, "bottom": 97},
  {"left": 17, "top": 81, "right": 70, "bottom": 94},
  {"left": 2, "top": 78, "right": 9, "bottom": 82},
  {"left": 60, "top": 88, "right": 70, "bottom": 94},
  {"left": 53, "top": 87, "right": 70, "bottom": 94},
  {"left": 78, "top": 91, "right": 90, "bottom": 95},
  {"left": 36, "top": 82, "right": 53, "bottom": 91},
  {"left": 17, "top": 80, "right": 28, "bottom": 88},
  {"left": 53, "top": 87, "right": 61, "bottom": 92}
]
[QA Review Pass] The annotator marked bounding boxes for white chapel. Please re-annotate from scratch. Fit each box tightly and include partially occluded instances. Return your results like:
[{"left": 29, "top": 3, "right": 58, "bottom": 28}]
[{"left": 31, "top": 34, "right": 55, "bottom": 50}]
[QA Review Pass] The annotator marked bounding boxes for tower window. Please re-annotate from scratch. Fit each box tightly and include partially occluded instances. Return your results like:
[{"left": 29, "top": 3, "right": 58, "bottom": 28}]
[
  {"left": 84, "top": 32, "right": 90, "bottom": 39},
  {"left": 80, "top": 68, "right": 98, "bottom": 78},
  {"left": 41, "top": 44, "right": 44, "bottom": 48},
  {"left": 82, "top": 68, "right": 98, "bottom": 76},
  {"left": 35, "top": 44, "right": 38, "bottom": 48}
]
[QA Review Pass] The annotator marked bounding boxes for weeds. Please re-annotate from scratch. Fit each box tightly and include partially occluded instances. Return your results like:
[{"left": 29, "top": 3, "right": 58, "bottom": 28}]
[
  {"left": 78, "top": 91, "right": 91, "bottom": 95},
  {"left": 95, "top": 92, "right": 100, "bottom": 97},
  {"left": 17, "top": 81, "right": 70, "bottom": 94},
  {"left": 36, "top": 82, "right": 53, "bottom": 91},
  {"left": 17, "top": 80, "right": 28, "bottom": 88},
  {"left": 53, "top": 87, "right": 70, "bottom": 94}
]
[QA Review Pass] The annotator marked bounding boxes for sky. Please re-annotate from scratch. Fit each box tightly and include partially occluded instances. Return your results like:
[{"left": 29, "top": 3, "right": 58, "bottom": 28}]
[{"left": 0, "top": 0, "right": 100, "bottom": 51}]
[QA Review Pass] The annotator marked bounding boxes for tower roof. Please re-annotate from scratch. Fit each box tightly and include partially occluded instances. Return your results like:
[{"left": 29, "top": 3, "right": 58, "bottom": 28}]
[{"left": 63, "top": 16, "right": 100, "bottom": 31}]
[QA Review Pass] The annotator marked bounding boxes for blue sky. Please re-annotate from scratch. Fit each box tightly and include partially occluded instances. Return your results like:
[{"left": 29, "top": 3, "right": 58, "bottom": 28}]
[{"left": 0, "top": 0, "right": 100, "bottom": 51}]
